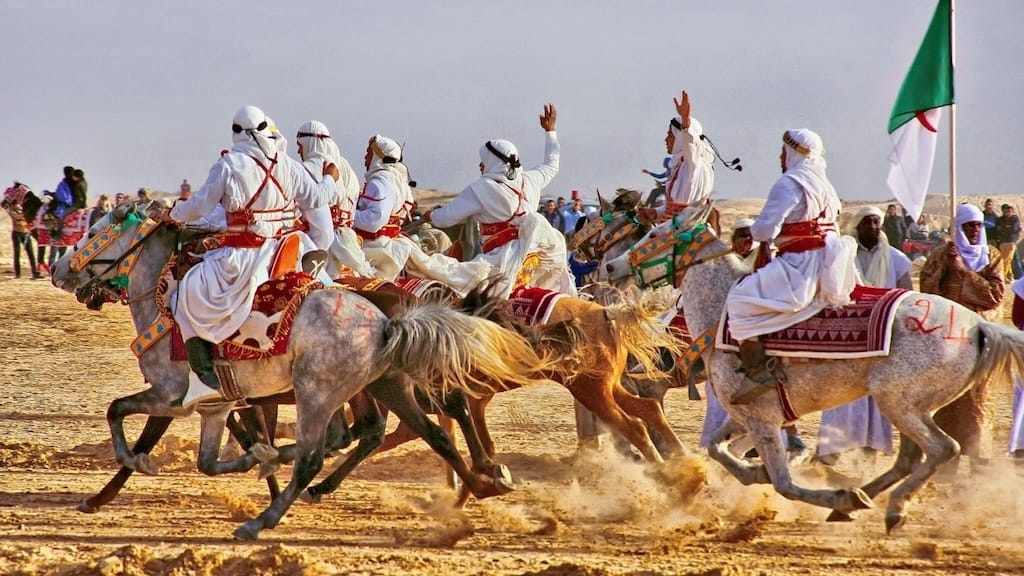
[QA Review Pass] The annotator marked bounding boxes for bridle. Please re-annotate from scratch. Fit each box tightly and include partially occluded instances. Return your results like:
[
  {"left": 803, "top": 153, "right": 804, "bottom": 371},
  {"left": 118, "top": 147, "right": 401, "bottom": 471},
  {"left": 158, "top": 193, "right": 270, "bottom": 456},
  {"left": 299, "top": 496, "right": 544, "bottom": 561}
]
[
  {"left": 626, "top": 218, "right": 734, "bottom": 289},
  {"left": 68, "top": 204, "right": 164, "bottom": 309},
  {"left": 573, "top": 209, "right": 645, "bottom": 262}
]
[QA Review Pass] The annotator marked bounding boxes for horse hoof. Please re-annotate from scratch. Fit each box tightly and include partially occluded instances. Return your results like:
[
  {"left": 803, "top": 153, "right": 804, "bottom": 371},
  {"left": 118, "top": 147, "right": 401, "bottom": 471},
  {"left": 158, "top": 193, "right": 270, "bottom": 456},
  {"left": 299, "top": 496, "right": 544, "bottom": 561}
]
[
  {"left": 301, "top": 489, "right": 322, "bottom": 505},
  {"left": 250, "top": 443, "right": 278, "bottom": 463},
  {"left": 885, "top": 513, "right": 905, "bottom": 534},
  {"left": 849, "top": 488, "right": 874, "bottom": 510},
  {"left": 77, "top": 501, "right": 98, "bottom": 514},
  {"left": 826, "top": 510, "right": 853, "bottom": 522},
  {"left": 258, "top": 460, "right": 281, "bottom": 481},
  {"left": 131, "top": 454, "right": 159, "bottom": 476},
  {"left": 493, "top": 464, "right": 514, "bottom": 494},
  {"left": 233, "top": 521, "right": 262, "bottom": 541}
]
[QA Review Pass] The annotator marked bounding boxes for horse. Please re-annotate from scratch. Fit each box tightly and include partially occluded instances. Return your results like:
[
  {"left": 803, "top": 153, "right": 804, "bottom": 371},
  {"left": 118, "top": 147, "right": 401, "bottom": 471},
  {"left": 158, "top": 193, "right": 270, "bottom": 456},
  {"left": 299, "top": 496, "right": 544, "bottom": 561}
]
[
  {"left": 50, "top": 201, "right": 558, "bottom": 540},
  {"left": 605, "top": 201, "right": 1024, "bottom": 532}
]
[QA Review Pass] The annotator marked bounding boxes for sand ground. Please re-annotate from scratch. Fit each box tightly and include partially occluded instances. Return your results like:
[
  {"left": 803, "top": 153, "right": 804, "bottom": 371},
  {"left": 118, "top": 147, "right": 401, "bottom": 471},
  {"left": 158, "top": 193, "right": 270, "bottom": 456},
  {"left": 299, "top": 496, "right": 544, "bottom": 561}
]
[{"left": 1, "top": 202, "right": 1023, "bottom": 575}]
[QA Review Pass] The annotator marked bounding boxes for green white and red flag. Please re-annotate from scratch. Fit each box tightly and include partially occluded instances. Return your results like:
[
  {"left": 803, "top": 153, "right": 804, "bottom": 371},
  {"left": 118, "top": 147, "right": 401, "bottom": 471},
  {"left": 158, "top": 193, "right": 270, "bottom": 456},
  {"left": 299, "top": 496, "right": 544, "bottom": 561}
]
[{"left": 886, "top": 0, "right": 953, "bottom": 220}]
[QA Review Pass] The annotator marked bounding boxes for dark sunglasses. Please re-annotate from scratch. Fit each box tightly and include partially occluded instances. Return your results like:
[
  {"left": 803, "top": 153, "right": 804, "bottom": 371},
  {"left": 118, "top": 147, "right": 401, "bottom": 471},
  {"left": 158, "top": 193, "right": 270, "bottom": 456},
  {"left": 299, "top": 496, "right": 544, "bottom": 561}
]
[
  {"left": 296, "top": 132, "right": 330, "bottom": 139},
  {"left": 232, "top": 120, "right": 268, "bottom": 134}
]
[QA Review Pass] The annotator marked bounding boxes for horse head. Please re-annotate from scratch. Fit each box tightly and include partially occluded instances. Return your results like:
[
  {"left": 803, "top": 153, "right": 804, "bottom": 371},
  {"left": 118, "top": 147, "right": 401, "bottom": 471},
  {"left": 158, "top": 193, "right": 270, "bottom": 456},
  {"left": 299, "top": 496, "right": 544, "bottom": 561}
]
[
  {"left": 51, "top": 200, "right": 165, "bottom": 308},
  {"left": 573, "top": 189, "right": 650, "bottom": 271}
]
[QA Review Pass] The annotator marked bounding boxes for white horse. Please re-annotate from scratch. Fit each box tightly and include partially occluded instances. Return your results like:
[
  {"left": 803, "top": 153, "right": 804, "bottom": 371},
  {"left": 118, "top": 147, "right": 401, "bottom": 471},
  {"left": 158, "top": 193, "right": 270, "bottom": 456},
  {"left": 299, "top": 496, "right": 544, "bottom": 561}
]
[
  {"left": 50, "top": 201, "right": 555, "bottom": 539},
  {"left": 605, "top": 202, "right": 1021, "bottom": 533}
]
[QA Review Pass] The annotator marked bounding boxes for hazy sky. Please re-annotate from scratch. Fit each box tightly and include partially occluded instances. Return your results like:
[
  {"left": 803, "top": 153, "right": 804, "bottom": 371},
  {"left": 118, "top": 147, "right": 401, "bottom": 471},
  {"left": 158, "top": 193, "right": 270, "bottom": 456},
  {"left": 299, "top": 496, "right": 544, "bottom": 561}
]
[{"left": 4, "top": 1, "right": 1021, "bottom": 203}]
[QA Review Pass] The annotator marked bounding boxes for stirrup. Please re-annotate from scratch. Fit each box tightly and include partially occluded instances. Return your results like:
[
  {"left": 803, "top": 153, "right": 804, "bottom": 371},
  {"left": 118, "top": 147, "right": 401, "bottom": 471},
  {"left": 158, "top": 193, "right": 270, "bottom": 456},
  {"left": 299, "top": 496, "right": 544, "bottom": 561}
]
[
  {"left": 174, "top": 371, "right": 226, "bottom": 409},
  {"left": 730, "top": 378, "right": 776, "bottom": 405}
]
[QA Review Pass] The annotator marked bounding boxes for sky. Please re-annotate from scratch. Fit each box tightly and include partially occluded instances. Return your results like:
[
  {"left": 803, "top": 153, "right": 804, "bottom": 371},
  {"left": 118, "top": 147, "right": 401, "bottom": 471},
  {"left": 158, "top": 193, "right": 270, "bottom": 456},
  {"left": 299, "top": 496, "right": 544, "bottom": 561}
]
[{"left": 3, "top": 0, "right": 1021, "bottom": 204}]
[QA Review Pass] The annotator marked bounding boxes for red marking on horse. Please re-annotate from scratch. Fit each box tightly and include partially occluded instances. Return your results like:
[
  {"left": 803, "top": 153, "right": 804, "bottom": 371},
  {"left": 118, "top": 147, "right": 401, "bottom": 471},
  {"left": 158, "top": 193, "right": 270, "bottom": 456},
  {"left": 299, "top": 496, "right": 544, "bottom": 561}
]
[
  {"left": 904, "top": 298, "right": 943, "bottom": 334},
  {"left": 942, "top": 306, "right": 970, "bottom": 341}
]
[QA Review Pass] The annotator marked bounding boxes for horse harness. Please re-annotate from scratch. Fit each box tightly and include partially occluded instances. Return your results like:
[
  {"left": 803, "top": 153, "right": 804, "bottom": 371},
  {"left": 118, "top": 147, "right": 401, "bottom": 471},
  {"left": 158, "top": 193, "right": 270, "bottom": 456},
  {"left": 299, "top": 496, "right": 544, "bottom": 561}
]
[
  {"left": 479, "top": 180, "right": 528, "bottom": 254},
  {"left": 573, "top": 210, "right": 643, "bottom": 262}
]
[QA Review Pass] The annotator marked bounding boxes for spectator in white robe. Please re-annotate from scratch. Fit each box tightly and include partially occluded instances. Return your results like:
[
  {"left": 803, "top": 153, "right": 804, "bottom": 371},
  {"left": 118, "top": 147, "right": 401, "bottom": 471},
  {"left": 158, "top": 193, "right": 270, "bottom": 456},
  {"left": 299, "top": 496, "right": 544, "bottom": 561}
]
[
  {"left": 294, "top": 120, "right": 374, "bottom": 278},
  {"left": 424, "top": 104, "right": 576, "bottom": 297},
  {"left": 354, "top": 135, "right": 489, "bottom": 295},
  {"left": 638, "top": 90, "right": 716, "bottom": 224},
  {"left": 725, "top": 129, "right": 857, "bottom": 404},
  {"left": 816, "top": 206, "right": 912, "bottom": 465},
  {"left": 161, "top": 105, "right": 340, "bottom": 407}
]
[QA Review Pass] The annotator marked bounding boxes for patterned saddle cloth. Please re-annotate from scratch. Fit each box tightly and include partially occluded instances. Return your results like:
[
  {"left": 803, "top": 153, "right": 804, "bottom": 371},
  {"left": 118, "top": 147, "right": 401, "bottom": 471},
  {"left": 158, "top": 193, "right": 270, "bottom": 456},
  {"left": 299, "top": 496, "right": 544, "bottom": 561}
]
[
  {"left": 507, "top": 286, "right": 565, "bottom": 325},
  {"left": 41, "top": 208, "right": 92, "bottom": 247},
  {"left": 167, "top": 271, "right": 323, "bottom": 362},
  {"left": 717, "top": 285, "right": 912, "bottom": 359}
]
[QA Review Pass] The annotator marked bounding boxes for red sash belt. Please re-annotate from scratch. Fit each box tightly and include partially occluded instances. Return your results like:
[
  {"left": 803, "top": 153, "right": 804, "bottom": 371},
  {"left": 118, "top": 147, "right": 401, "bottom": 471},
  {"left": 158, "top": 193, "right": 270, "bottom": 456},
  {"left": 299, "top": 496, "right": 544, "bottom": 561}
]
[
  {"left": 330, "top": 205, "right": 353, "bottom": 228},
  {"left": 211, "top": 231, "right": 268, "bottom": 249},
  {"left": 355, "top": 218, "right": 403, "bottom": 240},
  {"left": 480, "top": 222, "right": 519, "bottom": 253},
  {"left": 775, "top": 220, "right": 834, "bottom": 255}
]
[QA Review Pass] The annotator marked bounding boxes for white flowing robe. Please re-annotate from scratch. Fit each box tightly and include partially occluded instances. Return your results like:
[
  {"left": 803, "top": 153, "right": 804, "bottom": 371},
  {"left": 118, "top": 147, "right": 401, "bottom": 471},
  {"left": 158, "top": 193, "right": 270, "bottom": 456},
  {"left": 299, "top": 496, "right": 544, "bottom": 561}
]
[
  {"left": 725, "top": 167, "right": 856, "bottom": 341},
  {"left": 429, "top": 132, "right": 576, "bottom": 298},
  {"left": 355, "top": 164, "right": 489, "bottom": 295},
  {"left": 301, "top": 156, "right": 375, "bottom": 278},
  {"left": 170, "top": 150, "right": 335, "bottom": 343},
  {"left": 657, "top": 118, "right": 716, "bottom": 218}
]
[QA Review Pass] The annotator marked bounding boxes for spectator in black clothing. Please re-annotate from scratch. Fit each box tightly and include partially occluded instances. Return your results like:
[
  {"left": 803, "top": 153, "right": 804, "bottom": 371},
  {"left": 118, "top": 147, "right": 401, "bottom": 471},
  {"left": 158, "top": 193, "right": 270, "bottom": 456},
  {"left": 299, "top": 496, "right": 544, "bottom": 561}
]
[
  {"left": 882, "top": 204, "right": 907, "bottom": 251},
  {"left": 982, "top": 198, "right": 999, "bottom": 246},
  {"left": 996, "top": 204, "right": 1021, "bottom": 280},
  {"left": 71, "top": 169, "right": 88, "bottom": 210}
]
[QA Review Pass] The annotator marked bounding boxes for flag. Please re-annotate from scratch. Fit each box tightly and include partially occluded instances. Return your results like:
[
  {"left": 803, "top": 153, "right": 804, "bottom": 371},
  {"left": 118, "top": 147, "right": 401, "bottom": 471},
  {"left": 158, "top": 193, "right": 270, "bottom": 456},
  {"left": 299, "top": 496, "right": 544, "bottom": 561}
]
[{"left": 886, "top": 0, "right": 953, "bottom": 221}]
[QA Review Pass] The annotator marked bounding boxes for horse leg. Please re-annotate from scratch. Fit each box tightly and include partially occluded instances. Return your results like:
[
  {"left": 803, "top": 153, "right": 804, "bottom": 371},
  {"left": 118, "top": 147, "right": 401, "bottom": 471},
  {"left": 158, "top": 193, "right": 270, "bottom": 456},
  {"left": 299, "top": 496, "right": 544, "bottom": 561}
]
[
  {"left": 107, "top": 389, "right": 173, "bottom": 475},
  {"left": 371, "top": 373, "right": 510, "bottom": 501},
  {"left": 611, "top": 381, "right": 685, "bottom": 457},
  {"left": 747, "top": 418, "right": 873, "bottom": 514},
  {"left": 467, "top": 394, "right": 496, "bottom": 458},
  {"left": 438, "top": 389, "right": 499, "bottom": 472},
  {"left": 78, "top": 415, "right": 173, "bottom": 513},
  {"left": 826, "top": 436, "right": 921, "bottom": 522},
  {"left": 305, "top": 393, "right": 387, "bottom": 503},
  {"left": 196, "top": 407, "right": 259, "bottom": 476},
  {"left": 234, "top": 387, "right": 338, "bottom": 540},
  {"left": 231, "top": 407, "right": 281, "bottom": 500},
  {"left": 876, "top": 412, "right": 959, "bottom": 534},
  {"left": 572, "top": 373, "right": 663, "bottom": 463},
  {"left": 705, "top": 418, "right": 770, "bottom": 486}
]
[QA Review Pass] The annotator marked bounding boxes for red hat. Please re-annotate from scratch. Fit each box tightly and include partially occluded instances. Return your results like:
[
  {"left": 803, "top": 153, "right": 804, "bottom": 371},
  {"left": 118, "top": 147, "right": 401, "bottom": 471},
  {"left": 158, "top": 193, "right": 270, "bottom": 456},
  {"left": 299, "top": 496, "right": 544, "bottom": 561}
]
[{"left": 571, "top": 190, "right": 580, "bottom": 200}]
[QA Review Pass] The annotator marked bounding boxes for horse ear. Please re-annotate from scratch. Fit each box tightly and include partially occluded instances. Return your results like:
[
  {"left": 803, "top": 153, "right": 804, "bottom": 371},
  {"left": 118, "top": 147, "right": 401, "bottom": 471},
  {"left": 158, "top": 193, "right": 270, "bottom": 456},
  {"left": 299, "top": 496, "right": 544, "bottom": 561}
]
[
  {"left": 596, "top": 189, "right": 612, "bottom": 215},
  {"left": 112, "top": 202, "right": 132, "bottom": 223}
]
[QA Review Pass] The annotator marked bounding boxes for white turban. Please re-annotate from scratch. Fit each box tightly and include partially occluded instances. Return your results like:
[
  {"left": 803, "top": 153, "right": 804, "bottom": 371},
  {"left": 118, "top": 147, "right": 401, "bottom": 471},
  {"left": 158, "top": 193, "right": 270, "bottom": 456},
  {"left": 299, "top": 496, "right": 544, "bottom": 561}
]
[
  {"left": 955, "top": 203, "right": 989, "bottom": 271},
  {"left": 480, "top": 139, "right": 521, "bottom": 181},
  {"left": 296, "top": 120, "right": 343, "bottom": 181},
  {"left": 668, "top": 117, "right": 715, "bottom": 170},
  {"left": 782, "top": 129, "right": 825, "bottom": 172},
  {"left": 370, "top": 135, "right": 401, "bottom": 161},
  {"left": 850, "top": 205, "right": 891, "bottom": 287},
  {"left": 231, "top": 105, "right": 278, "bottom": 161},
  {"left": 732, "top": 217, "right": 755, "bottom": 230},
  {"left": 854, "top": 205, "right": 885, "bottom": 224}
]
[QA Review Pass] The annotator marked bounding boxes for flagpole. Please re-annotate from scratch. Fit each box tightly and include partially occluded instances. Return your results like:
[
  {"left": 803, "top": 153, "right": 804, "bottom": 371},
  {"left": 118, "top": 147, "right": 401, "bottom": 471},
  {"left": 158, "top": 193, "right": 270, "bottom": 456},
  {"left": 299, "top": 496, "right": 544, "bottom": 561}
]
[{"left": 948, "top": 0, "right": 957, "bottom": 229}]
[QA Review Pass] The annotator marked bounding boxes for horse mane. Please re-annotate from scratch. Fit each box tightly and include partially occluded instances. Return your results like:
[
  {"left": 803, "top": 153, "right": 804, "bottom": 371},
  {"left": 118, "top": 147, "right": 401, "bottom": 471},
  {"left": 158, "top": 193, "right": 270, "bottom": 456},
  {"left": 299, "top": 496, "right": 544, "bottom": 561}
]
[
  {"left": 612, "top": 188, "right": 642, "bottom": 213},
  {"left": 22, "top": 191, "right": 43, "bottom": 222}
]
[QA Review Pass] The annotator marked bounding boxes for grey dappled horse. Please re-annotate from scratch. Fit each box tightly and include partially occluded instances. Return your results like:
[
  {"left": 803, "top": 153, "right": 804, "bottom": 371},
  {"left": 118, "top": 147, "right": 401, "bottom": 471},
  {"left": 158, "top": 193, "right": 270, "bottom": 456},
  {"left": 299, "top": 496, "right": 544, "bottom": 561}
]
[
  {"left": 51, "top": 201, "right": 555, "bottom": 539},
  {"left": 605, "top": 201, "right": 1024, "bottom": 533}
]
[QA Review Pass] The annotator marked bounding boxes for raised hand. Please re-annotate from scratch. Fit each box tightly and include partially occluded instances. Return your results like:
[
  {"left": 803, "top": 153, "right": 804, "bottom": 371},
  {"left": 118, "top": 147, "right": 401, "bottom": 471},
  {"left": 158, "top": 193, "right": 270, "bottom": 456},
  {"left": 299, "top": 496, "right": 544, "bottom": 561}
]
[
  {"left": 673, "top": 90, "right": 691, "bottom": 129},
  {"left": 539, "top": 103, "right": 557, "bottom": 132},
  {"left": 323, "top": 162, "right": 340, "bottom": 182}
]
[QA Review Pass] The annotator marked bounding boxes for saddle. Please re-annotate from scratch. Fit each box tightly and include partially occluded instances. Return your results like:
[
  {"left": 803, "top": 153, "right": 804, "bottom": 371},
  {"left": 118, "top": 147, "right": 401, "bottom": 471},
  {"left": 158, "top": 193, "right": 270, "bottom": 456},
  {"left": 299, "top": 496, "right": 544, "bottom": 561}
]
[{"left": 45, "top": 209, "right": 91, "bottom": 246}]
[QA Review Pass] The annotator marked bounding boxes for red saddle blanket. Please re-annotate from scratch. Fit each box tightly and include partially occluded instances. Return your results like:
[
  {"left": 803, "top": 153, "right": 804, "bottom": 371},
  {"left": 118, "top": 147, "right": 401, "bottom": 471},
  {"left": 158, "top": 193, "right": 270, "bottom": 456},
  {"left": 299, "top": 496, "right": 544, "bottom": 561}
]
[
  {"left": 508, "top": 287, "right": 564, "bottom": 325},
  {"left": 717, "top": 286, "right": 911, "bottom": 359},
  {"left": 171, "top": 271, "right": 323, "bottom": 361},
  {"left": 40, "top": 208, "right": 92, "bottom": 247}
]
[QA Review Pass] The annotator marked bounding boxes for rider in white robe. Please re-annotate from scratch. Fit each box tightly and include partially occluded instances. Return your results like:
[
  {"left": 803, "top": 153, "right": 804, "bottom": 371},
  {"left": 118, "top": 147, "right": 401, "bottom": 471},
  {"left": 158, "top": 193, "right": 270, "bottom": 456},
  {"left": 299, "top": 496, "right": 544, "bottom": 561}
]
[
  {"left": 162, "top": 106, "right": 339, "bottom": 406},
  {"left": 425, "top": 104, "right": 576, "bottom": 298},
  {"left": 639, "top": 91, "right": 716, "bottom": 224},
  {"left": 294, "top": 120, "right": 375, "bottom": 278},
  {"left": 816, "top": 206, "right": 912, "bottom": 462},
  {"left": 725, "top": 129, "right": 857, "bottom": 404},
  {"left": 354, "top": 135, "right": 489, "bottom": 296}
]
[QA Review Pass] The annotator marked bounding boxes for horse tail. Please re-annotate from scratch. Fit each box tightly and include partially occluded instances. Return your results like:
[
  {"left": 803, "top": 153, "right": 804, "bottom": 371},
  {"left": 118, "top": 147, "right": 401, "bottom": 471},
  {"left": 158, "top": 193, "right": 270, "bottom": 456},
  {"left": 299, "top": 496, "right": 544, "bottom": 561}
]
[
  {"left": 971, "top": 321, "right": 1024, "bottom": 392},
  {"left": 602, "top": 285, "right": 683, "bottom": 375},
  {"left": 379, "top": 300, "right": 555, "bottom": 399}
]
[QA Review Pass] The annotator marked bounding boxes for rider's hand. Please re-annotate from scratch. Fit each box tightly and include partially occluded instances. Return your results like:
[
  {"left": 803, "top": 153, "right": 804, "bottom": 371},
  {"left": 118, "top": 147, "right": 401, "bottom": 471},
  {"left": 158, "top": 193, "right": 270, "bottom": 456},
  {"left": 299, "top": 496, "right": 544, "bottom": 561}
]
[
  {"left": 539, "top": 103, "right": 557, "bottom": 131},
  {"left": 323, "top": 162, "right": 340, "bottom": 182},
  {"left": 948, "top": 243, "right": 967, "bottom": 271},
  {"left": 673, "top": 90, "right": 691, "bottom": 129},
  {"left": 421, "top": 209, "right": 433, "bottom": 224},
  {"left": 641, "top": 169, "right": 651, "bottom": 175},
  {"left": 159, "top": 207, "right": 176, "bottom": 224}
]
